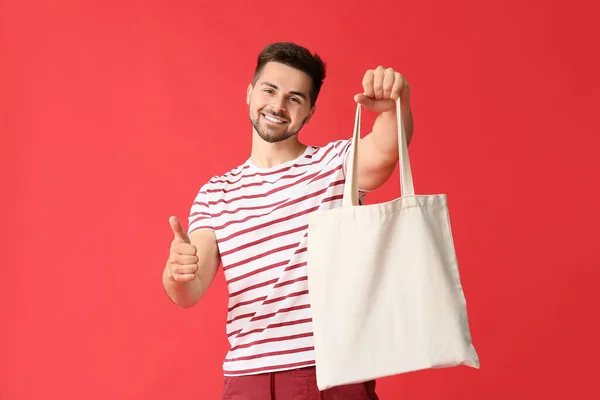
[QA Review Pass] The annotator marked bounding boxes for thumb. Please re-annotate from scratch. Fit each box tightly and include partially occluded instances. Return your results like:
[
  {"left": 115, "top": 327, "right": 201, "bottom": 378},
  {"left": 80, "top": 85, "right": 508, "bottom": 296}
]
[
  {"left": 354, "top": 94, "right": 395, "bottom": 113},
  {"left": 169, "top": 216, "right": 190, "bottom": 243},
  {"left": 354, "top": 93, "right": 374, "bottom": 107}
]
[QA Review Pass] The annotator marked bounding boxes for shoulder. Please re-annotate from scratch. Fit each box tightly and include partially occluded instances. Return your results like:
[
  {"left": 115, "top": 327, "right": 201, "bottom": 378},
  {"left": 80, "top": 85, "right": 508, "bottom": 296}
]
[
  {"left": 187, "top": 162, "right": 247, "bottom": 209},
  {"left": 309, "top": 139, "right": 353, "bottom": 163},
  {"left": 197, "top": 162, "right": 250, "bottom": 192}
]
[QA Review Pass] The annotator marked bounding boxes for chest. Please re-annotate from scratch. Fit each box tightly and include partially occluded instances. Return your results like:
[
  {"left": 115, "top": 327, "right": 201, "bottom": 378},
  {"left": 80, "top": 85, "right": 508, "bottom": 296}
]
[{"left": 210, "top": 165, "right": 345, "bottom": 256}]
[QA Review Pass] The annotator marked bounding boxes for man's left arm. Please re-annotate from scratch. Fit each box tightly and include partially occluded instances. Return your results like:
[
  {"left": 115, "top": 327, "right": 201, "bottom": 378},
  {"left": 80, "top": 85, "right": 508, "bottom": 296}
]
[{"left": 349, "top": 66, "right": 414, "bottom": 192}]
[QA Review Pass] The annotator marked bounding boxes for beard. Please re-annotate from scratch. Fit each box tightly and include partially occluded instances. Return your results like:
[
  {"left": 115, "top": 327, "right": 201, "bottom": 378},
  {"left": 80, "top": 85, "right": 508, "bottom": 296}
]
[{"left": 249, "top": 107, "right": 307, "bottom": 144}]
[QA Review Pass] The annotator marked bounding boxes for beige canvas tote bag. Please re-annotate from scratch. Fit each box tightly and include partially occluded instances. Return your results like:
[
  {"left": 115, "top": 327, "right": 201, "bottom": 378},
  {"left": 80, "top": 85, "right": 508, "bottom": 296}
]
[{"left": 306, "top": 98, "right": 480, "bottom": 390}]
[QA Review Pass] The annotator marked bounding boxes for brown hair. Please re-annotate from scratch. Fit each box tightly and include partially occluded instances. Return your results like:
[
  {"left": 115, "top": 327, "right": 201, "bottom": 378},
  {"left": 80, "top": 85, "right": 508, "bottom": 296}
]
[{"left": 252, "top": 42, "right": 327, "bottom": 107}]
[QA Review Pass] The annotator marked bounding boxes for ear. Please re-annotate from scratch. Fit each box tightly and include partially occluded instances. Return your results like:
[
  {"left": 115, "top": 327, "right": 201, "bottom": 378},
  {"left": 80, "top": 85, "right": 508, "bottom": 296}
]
[
  {"left": 246, "top": 83, "right": 253, "bottom": 105},
  {"left": 305, "top": 105, "right": 316, "bottom": 124}
]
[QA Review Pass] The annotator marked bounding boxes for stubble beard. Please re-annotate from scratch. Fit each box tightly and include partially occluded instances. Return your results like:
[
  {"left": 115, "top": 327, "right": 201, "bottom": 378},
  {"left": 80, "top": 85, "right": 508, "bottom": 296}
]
[{"left": 249, "top": 108, "right": 307, "bottom": 144}]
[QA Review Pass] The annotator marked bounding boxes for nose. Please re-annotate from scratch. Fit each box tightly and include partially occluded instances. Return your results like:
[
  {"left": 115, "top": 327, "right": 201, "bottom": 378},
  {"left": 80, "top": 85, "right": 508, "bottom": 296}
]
[{"left": 269, "top": 96, "right": 287, "bottom": 114}]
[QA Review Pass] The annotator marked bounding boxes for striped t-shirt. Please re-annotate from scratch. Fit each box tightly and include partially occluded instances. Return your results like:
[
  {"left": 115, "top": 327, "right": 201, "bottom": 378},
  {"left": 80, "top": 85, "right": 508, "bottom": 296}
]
[{"left": 187, "top": 138, "right": 367, "bottom": 376}]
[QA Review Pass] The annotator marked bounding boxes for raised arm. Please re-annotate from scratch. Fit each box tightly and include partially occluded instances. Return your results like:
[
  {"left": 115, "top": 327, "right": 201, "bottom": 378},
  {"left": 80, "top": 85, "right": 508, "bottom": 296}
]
[{"left": 350, "top": 66, "right": 414, "bottom": 192}]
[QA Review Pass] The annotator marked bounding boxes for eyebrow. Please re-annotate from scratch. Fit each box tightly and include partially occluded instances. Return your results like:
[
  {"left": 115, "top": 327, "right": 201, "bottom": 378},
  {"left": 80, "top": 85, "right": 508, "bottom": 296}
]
[{"left": 261, "top": 82, "right": 308, "bottom": 100}]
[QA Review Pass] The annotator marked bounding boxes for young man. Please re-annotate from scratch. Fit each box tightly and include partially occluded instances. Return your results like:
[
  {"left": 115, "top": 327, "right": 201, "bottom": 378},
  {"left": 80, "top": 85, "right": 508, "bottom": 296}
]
[{"left": 162, "top": 42, "right": 414, "bottom": 399}]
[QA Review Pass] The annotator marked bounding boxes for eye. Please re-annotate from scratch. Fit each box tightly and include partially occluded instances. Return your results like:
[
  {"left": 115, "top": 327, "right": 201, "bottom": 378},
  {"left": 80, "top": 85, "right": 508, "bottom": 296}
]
[
  {"left": 264, "top": 89, "right": 274, "bottom": 94},
  {"left": 290, "top": 97, "right": 301, "bottom": 104}
]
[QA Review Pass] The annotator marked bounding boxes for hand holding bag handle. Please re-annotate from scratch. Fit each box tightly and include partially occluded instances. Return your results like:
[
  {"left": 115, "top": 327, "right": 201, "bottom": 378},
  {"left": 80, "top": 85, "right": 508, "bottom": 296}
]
[{"left": 343, "top": 97, "right": 415, "bottom": 208}]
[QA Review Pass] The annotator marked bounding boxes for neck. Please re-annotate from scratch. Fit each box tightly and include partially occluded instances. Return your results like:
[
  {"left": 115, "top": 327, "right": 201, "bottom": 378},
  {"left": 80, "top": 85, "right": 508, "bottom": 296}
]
[{"left": 249, "top": 130, "right": 307, "bottom": 169}]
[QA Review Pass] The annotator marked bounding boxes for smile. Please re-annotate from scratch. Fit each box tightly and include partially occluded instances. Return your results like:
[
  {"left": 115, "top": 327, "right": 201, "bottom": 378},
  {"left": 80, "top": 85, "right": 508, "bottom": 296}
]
[{"left": 262, "top": 113, "right": 287, "bottom": 124}]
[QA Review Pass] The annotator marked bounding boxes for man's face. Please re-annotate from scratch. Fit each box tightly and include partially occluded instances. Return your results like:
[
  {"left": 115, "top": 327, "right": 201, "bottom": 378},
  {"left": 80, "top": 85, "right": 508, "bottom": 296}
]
[{"left": 247, "top": 62, "right": 314, "bottom": 143}]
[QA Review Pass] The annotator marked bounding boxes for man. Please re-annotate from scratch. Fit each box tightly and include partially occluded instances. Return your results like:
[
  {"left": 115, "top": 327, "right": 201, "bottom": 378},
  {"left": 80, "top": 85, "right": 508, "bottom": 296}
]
[{"left": 162, "top": 42, "right": 413, "bottom": 399}]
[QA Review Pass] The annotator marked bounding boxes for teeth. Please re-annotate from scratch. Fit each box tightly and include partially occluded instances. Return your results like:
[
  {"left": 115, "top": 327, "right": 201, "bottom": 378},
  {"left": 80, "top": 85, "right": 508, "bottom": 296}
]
[{"left": 264, "top": 114, "right": 285, "bottom": 123}]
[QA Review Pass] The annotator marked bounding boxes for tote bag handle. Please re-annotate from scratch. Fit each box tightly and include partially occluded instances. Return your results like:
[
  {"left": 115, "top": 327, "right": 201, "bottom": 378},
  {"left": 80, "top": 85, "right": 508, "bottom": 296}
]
[{"left": 343, "top": 97, "right": 415, "bottom": 207}]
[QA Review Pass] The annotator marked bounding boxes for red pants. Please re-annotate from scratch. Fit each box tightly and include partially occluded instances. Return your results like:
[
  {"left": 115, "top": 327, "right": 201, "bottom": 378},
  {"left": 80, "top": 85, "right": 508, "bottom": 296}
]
[{"left": 221, "top": 366, "right": 379, "bottom": 400}]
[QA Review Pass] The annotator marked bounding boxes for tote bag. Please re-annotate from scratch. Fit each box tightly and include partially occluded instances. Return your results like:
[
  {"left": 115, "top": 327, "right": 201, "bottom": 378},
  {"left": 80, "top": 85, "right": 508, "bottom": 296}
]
[{"left": 306, "top": 98, "right": 480, "bottom": 390}]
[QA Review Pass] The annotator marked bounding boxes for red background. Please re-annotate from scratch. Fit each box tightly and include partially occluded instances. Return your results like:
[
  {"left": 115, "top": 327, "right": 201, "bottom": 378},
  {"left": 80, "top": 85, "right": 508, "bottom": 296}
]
[{"left": 1, "top": 0, "right": 599, "bottom": 399}]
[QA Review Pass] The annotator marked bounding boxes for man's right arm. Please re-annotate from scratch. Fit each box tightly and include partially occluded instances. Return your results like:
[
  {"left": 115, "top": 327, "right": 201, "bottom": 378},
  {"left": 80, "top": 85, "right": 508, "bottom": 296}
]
[{"left": 162, "top": 217, "right": 221, "bottom": 309}]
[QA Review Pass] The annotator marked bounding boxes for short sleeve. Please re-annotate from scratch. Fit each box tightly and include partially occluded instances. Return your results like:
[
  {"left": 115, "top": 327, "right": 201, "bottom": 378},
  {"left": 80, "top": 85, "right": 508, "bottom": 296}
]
[
  {"left": 187, "top": 184, "right": 213, "bottom": 235},
  {"left": 338, "top": 138, "right": 353, "bottom": 178},
  {"left": 337, "top": 138, "right": 372, "bottom": 203}
]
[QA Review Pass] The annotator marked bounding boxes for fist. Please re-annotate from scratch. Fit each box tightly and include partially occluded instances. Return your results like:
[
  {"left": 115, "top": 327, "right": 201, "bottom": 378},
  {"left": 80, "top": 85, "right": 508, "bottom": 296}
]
[
  {"left": 354, "top": 66, "right": 410, "bottom": 113},
  {"left": 167, "top": 216, "right": 198, "bottom": 283}
]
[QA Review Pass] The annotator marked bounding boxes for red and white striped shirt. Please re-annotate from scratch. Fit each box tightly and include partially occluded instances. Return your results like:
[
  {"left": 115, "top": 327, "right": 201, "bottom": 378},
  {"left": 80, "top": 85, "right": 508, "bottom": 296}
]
[{"left": 187, "top": 138, "right": 367, "bottom": 376}]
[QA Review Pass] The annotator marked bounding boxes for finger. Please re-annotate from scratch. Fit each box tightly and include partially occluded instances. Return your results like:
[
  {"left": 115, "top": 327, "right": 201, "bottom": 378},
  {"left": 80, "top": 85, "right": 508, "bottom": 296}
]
[
  {"left": 172, "top": 252, "right": 199, "bottom": 265},
  {"left": 171, "top": 242, "right": 197, "bottom": 256},
  {"left": 383, "top": 68, "right": 396, "bottom": 99},
  {"left": 172, "top": 263, "right": 198, "bottom": 275},
  {"left": 361, "top": 70, "right": 375, "bottom": 98},
  {"left": 169, "top": 216, "right": 190, "bottom": 244},
  {"left": 373, "top": 66, "right": 385, "bottom": 99},
  {"left": 390, "top": 72, "right": 404, "bottom": 100},
  {"left": 172, "top": 273, "right": 197, "bottom": 283}
]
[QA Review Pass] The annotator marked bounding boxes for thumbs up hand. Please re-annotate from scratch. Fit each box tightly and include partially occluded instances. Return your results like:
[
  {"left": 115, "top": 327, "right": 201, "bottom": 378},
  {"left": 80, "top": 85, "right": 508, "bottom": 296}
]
[{"left": 166, "top": 216, "right": 199, "bottom": 283}]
